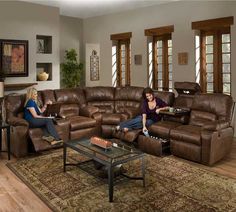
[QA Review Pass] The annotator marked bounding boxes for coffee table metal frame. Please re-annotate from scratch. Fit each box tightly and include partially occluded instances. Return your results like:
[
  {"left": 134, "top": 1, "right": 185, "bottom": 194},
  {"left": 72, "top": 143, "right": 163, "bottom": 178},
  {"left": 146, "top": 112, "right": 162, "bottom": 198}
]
[{"left": 63, "top": 138, "right": 145, "bottom": 202}]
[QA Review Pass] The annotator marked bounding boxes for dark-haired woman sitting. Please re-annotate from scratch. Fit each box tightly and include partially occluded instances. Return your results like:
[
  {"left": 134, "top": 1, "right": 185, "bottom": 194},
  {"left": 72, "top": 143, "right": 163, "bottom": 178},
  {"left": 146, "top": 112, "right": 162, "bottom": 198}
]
[{"left": 115, "top": 87, "right": 169, "bottom": 133}]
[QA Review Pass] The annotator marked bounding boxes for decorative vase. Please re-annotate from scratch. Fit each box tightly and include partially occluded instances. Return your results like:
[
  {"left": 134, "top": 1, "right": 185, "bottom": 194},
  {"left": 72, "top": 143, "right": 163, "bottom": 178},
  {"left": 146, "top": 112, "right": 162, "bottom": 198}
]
[{"left": 37, "top": 71, "right": 49, "bottom": 81}]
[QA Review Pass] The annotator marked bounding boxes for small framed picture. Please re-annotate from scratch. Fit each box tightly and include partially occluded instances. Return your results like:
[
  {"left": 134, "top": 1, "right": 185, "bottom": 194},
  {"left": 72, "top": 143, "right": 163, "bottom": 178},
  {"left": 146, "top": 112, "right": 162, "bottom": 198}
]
[
  {"left": 0, "top": 39, "right": 28, "bottom": 77},
  {"left": 178, "top": 52, "right": 188, "bottom": 65}
]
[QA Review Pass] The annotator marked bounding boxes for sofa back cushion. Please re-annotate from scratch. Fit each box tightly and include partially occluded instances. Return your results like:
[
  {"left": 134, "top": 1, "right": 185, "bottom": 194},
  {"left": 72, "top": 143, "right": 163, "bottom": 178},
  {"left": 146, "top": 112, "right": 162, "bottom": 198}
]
[
  {"left": 59, "top": 104, "right": 80, "bottom": 118},
  {"left": 54, "top": 88, "right": 86, "bottom": 107},
  {"left": 85, "top": 87, "right": 115, "bottom": 113},
  {"left": 5, "top": 94, "right": 26, "bottom": 118},
  {"left": 41, "top": 89, "right": 56, "bottom": 104},
  {"left": 114, "top": 86, "right": 143, "bottom": 113},
  {"left": 154, "top": 91, "right": 175, "bottom": 106},
  {"left": 174, "top": 95, "right": 194, "bottom": 109},
  {"left": 190, "top": 110, "right": 217, "bottom": 126},
  {"left": 37, "top": 91, "right": 44, "bottom": 107},
  {"left": 190, "top": 94, "right": 233, "bottom": 126}
]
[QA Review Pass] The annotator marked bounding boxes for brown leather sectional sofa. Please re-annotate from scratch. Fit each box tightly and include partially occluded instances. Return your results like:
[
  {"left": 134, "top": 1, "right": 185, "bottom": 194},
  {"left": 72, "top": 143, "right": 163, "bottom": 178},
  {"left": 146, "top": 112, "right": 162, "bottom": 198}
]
[{"left": 5, "top": 83, "right": 235, "bottom": 166}]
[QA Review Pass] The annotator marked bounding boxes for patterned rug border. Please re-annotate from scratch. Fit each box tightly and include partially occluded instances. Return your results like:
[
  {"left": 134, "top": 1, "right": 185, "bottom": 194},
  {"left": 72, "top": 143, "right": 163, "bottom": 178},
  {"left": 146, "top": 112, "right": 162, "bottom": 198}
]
[
  {"left": 6, "top": 162, "right": 57, "bottom": 212},
  {"left": 6, "top": 150, "right": 236, "bottom": 212}
]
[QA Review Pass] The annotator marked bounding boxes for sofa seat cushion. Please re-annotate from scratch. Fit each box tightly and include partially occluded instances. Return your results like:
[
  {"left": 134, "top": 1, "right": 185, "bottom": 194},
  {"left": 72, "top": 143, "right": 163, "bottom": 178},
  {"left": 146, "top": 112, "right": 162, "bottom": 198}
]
[
  {"left": 148, "top": 121, "right": 182, "bottom": 139},
  {"left": 69, "top": 116, "right": 97, "bottom": 130},
  {"left": 102, "top": 113, "right": 128, "bottom": 125},
  {"left": 170, "top": 125, "right": 202, "bottom": 145}
]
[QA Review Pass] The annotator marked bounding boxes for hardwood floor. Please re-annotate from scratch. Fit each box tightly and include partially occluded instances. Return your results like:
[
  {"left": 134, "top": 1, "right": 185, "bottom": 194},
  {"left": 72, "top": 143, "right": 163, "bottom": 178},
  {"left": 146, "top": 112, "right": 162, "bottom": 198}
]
[
  {"left": 0, "top": 154, "right": 51, "bottom": 212},
  {"left": 0, "top": 138, "right": 236, "bottom": 212}
]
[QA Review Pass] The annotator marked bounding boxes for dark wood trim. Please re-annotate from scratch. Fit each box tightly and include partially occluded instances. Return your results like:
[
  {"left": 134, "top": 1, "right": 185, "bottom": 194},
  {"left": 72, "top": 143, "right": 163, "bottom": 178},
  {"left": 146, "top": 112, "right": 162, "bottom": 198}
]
[
  {"left": 213, "top": 33, "right": 219, "bottom": 92},
  {"left": 110, "top": 32, "right": 132, "bottom": 40},
  {"left": 153, "top": 40, "right": 157, "bottom": 89},
  {"left": 145, "top": 25, "right": 174, "bottom": 36},
  {"left": 199, "top": 29, "right": 231, "bottom": 94},
  {"left": 4, "top": 83, "right": 38, "bottom": 91},
  {"left": 192, "top": 16, "right": 234, "bottom": 30},
  {"left": 218, "top": 31, "right": 223, "bottom": 93},
  {"left": 200, "top": 32, "right": 206, "bottom": 93},
  {"left": 125, "top": 40, "right": 131, "bottom": 86},
  {"left": 163, "top": 39, "right": 169, "bottom": 91},
  {"left": 117, "top": 41, "right": 121, "bottom": 86}
]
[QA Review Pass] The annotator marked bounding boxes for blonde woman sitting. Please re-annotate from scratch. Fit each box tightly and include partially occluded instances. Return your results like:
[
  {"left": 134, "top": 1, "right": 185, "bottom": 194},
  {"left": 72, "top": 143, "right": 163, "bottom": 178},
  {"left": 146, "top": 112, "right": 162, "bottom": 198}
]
[{"left": 24, "top": 88, "right": 63, "bottom": 145}]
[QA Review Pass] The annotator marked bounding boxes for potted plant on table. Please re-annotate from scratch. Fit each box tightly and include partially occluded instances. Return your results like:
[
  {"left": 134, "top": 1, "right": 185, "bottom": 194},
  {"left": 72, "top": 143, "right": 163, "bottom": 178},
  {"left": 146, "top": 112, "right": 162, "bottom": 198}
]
[{"left": 61, "top": 49, "right": 83, "bottom": 88}]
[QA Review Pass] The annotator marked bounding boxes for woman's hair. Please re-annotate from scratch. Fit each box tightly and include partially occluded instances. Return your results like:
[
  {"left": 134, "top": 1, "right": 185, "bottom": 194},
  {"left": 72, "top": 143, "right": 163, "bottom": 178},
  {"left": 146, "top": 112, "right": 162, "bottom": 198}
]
[
  {"left": 24, "top": 87, "right": 38, "bottom": 106},
  {"left": 142, "top": 87, "right": 154, "bottom": 99}
]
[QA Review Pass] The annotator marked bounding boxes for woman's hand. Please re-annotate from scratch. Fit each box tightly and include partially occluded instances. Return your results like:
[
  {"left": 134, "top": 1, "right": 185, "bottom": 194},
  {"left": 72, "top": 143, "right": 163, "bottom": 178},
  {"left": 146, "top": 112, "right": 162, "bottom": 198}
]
[
  {"left": 142, "top": 126, "right": 148, "bottom": 133},
  {"left": 46, "top": 100, "right": 52, "bottom": 105}
]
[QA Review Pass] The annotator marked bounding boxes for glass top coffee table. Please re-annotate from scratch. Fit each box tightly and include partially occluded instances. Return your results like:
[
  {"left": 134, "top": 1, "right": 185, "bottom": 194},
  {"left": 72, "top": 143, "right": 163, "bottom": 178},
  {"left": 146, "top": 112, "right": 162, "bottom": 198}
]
[{"left": 63, "top": 137, "right": 145, "bottom": 202}]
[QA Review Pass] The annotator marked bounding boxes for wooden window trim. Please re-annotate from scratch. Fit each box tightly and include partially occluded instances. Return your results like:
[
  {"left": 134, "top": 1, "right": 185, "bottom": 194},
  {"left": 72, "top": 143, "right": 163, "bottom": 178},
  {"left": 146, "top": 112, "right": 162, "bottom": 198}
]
[
  {"left": 192, "top": 16, "right": 233, "bottom": 30},
  {"left": 110, "top": 32, "right": 132, "bottom": 41},
  {"left": 145, "top": 25, "right": 174, "bottom": 36},
  {"left": 153, "top": 34, "right": 171, "bottom": 90},
  {"left": 114, "top": 39, "right": 131, "bottom": 86},
  {"left": 199, "top": 30, "right": 231, "bottom": 93}
]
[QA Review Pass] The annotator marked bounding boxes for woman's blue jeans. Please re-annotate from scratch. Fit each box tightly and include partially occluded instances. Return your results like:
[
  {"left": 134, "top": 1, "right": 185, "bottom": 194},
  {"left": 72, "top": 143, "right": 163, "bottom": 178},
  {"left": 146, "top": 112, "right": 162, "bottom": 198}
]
[
  {"left": 27, "top": 118, "right": 60, "bottom": 140},
  {"left": 119, "top": 115, "right": 154, "bottom": 130}
]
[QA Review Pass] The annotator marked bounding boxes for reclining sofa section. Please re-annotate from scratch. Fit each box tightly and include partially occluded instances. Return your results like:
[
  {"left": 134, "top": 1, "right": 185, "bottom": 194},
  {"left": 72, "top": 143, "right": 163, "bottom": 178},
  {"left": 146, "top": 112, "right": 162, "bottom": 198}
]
[{"left": 5, "top": 85, "right": 235, "bottom": 166}]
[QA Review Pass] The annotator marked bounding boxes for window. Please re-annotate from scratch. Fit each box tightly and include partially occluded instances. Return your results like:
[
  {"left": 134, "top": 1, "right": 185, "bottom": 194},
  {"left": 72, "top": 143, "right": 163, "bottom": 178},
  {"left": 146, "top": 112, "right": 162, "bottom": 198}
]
[
  {"left": 192, "top": 16, "right": 233, "bottom": 95},
  {"left": 110, "top": 32, "right": 131, "bottom": 87},
  {"left": 145, "top": 25, "right": 174, "bottom": 91}
]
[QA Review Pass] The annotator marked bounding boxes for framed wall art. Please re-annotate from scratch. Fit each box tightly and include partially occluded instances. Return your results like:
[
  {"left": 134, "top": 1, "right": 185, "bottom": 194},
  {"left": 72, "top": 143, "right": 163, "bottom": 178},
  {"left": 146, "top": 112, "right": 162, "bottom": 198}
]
[
  {"left": 0, "top": 39, "right": 28, "bottom": 77},
  {"left": 90, "top": 50, "right": 99, "bottom": 81},
  {"left": 178, "top": 52, "right": 188, "bottom": 65},
  {"left": 86, "top": 43, "right": 100, "bottom": 83}
]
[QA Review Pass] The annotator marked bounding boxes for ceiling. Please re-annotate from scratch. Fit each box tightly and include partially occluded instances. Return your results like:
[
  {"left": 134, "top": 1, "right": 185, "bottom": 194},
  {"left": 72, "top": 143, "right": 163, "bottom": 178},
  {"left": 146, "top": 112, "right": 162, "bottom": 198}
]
[{"left": 22, "top": 0, "right": 176, "bottom": 19}]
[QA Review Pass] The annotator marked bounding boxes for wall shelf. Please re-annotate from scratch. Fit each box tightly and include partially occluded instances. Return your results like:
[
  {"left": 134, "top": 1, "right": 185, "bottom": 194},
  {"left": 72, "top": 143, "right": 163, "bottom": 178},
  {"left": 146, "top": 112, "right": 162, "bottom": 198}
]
[
  {"left": 36, "top": 35, "right": 52, "bottom": 54},
  {"left": 4, "top": 83, "right": 38, "bottom": 91},
  {"left": 36, "top": 63, "right": 52, "bottom": 81}
]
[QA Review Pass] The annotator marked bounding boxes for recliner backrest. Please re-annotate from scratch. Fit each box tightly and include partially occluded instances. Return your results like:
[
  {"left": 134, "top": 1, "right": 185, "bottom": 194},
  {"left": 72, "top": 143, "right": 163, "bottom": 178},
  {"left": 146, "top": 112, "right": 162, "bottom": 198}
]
[
  {"left": 114, "top": 86, "right": 143, "bottom": 113},
  {"left": 85, "top": 86, "right": 115, "bottom": 113},
  {"left": 190, "top": 94, "right": 233, "bottom": 126}
]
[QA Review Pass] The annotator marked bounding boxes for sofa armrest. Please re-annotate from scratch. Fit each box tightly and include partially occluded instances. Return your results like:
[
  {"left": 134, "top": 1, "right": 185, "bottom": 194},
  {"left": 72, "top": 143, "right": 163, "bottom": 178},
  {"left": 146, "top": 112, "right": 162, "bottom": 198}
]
[
  {"left": 202, "top": 120, "right": 229, "bottom": 131},
  {"left": 79, "top": 105, "right": 99, "bottom": 118},
  {"left": 7, "top": 116, "right": 29, "bottom": 127},
  {"left": 124, "top": 107, "right": 140, "bottom": 118}
]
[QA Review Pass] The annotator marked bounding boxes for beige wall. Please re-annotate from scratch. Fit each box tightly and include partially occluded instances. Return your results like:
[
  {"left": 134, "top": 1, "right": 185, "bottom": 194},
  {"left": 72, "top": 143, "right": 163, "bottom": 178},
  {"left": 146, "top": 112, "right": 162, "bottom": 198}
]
[
  {"left": 83, "top": 1, "right": 236, "bottom": 98},
  {"left": 83, "top": 1, "right": 236, "bottom": 135},
  {"left": 59, "top": 15, "right": 84, "bottom": 86},
  {"left": 0, "top": 1, "right": 60, "bottom": 91}
]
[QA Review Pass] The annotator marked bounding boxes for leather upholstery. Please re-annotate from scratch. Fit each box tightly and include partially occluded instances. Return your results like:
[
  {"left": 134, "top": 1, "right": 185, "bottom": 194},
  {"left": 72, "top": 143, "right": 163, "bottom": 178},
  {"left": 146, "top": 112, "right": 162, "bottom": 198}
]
[
  {"left": 170, "top": 125, "right": 202, "bottom": 145},
  {"left": 69, "top": 116, "right": 97, "bottom": 130},
  {"left": 55, "top": 88, "right": 86, "bottom": 107},
  {"left": 59, "top": 104, "right": 80, "bottom": 118},
  {"left": 102, "top": 113, "right": 124, "bottom": 125},
  {"left": 191, "top": 94, "right": 233, "bottom": 121},
  {"left": 114, "top": 86, "right": 143, "bottom": 114},
  {"left": 85, "top": 86, "right": 115, "bottom": 113},
  {"left": 154, "top": 91, "right": 175, "bottom": 106},
  {"left": 41, "top": 89, "right": 56, "bottom": 104},
  {"left": 4, "top": 84, "right": 234, "bottom": 166},
  {"left": 148, "top": 121, "right": 182, "bottom": 139}
]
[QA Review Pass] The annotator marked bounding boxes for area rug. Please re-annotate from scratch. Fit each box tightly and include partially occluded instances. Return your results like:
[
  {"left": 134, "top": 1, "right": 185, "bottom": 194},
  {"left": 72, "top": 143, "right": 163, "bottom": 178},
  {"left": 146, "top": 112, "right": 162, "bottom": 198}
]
[{"left": 7, "top": 149, "right": 236, "bottom": 212}]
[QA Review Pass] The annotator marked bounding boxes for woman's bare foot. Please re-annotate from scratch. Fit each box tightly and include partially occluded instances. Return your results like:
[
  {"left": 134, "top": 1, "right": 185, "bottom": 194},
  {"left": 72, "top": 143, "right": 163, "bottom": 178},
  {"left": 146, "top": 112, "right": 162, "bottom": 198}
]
[{"left": 123, "top": 128, "right": 129, "bottom": 132}]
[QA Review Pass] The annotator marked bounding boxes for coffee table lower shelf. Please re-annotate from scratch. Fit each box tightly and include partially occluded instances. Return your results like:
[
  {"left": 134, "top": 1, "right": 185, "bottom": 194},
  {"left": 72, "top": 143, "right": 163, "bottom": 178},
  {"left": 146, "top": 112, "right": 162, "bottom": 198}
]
[{"left": 63, "top": 139, "right": 146, "bottom": 202}]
